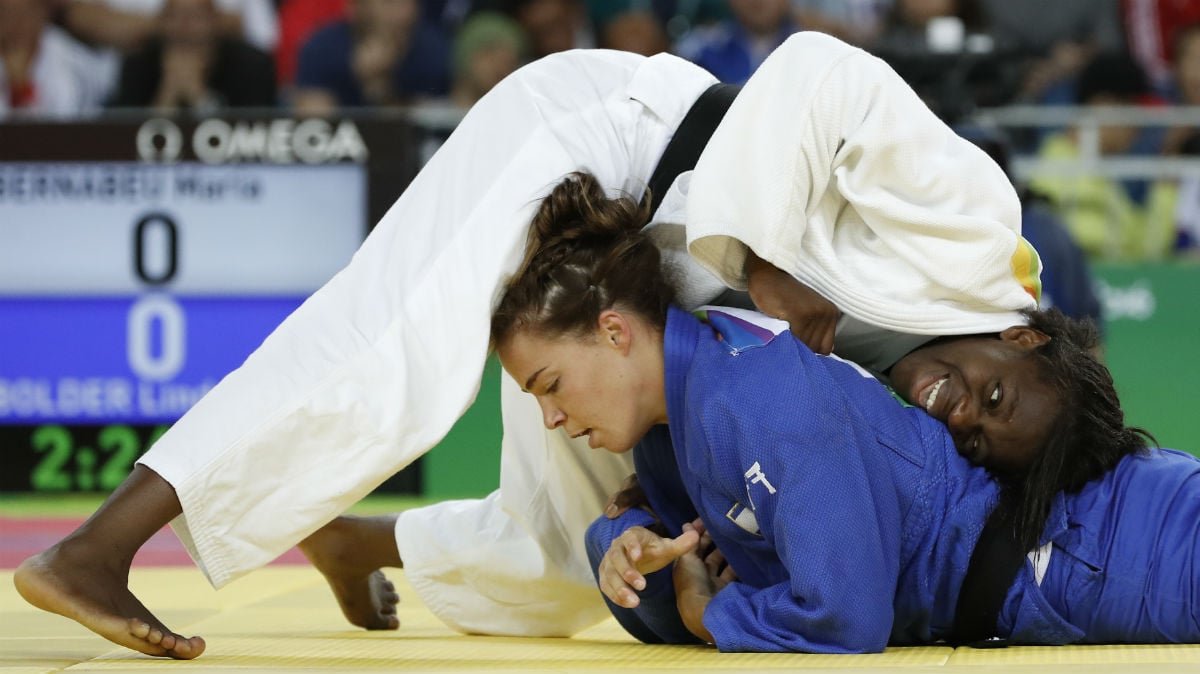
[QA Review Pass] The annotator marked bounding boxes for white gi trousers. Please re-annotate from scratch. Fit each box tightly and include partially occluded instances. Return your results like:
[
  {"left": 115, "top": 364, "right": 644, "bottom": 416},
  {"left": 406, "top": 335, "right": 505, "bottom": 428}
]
[{"left": 138, "top": 49, "right": 718, "bottom": 636}]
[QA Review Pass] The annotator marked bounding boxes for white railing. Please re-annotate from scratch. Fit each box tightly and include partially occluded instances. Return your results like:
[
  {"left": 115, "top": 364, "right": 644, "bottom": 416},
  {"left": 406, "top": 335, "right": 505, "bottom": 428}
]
[{"left": 969, "top": 105, "right": 1200, "bottom": 181}]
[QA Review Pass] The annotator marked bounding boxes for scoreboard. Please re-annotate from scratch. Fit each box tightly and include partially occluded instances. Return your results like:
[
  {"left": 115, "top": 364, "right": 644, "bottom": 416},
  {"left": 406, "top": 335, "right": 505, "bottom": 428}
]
[{"left": 0, "top": 115, "right": 419, "bottom": 492}]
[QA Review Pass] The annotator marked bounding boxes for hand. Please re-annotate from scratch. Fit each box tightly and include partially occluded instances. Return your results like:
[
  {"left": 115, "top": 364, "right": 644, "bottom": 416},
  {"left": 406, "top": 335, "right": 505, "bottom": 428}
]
[
  {"left": 156, "top": 47, "right": 212, "bottom": 109},
  {"left": 672, "top": 519, "right": 732, "bottom": 643},
  {"left": 745, "top": 250, "right": 838, "bottom": 355},
  {"left": 604, "top": 474, "right": 652, "bottom": 519},
  {"left": 597, "top": 525, "right": 699, "bottom": 609}
]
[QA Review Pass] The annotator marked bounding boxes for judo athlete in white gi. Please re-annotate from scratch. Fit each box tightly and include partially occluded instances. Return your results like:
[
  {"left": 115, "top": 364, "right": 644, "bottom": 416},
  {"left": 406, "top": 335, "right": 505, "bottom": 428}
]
[{"left": 15, "top": 32, "right": 1044, "bottom": 659}]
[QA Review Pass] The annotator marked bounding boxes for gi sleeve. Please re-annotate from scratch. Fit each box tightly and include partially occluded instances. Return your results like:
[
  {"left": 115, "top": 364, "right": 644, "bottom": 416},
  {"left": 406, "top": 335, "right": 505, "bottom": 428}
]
[{"left": 686, "top": 32, "right": 1032, "bottom": 317}]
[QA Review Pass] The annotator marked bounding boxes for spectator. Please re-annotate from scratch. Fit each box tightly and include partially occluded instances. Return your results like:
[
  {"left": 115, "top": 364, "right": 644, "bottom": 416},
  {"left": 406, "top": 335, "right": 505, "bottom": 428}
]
[
  {"left": 449, "top": 11, "right": 525, "bottom": 108},
  {"left": 980, "top": 0, "right": 1124, "bottom": 104},
  {"left": 504, "top": 0, "right": 593, "bottom": 59},
  {"left": 61, "top": 0, "right": 279, "bottom": 54},
  {"left": 275, "top": 0, "right": 348, "bottom": 88},
  {"left": 868, "top": 0, "right": 1015, "bottom": 121},
  {"left": 1175, "top": 134, "right": 1200, "bottom": 256},
  {"left": 1167, "top": 23, "right": 1200, "bottom": 255},
  {"left": 292, "top": 0, "right": 450, "bottom": 114},
  {"left": 598, "top": 8, "right": 669, "bottom": 56},
  {"left": 1123, "top": 0, "right": 1200, "bottom": 92},
  {"left": 790, "top": 0, "right": 891, "bottom": 46},
  {"left": 108, "top": 0, "right": 276, "bottom": 112},
  {"left": 1028, "top": 52, "right": 1178, "bottom": 260},
  {"left": 674, "top": 0, "right": 798, "bottom": 84},
  {"left": 584, "top": 0, "right": 729, "bottom": 45},
  {"left": 870, "top": 0, "right": 990, "bottom": 54},
  {"left": 0, "top": 0, "right": 115, "bottom": 120}
]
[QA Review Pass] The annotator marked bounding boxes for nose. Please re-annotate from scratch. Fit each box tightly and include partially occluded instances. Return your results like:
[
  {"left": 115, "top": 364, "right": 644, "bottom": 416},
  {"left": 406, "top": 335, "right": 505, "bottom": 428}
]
[
  {"left": 946, "top": 397, "right": 980, "bottom": 450},
  {"left": 539, "top": 397, "right": 565, "bottom": 430}
]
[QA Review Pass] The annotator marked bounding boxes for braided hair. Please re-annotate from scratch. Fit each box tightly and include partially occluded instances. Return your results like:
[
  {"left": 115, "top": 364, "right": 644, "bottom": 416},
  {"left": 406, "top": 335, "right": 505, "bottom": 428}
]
[
  {"left": 491, "top": 172, "right": 676, "bottom": 347},
  {"left": 1007, "top": 307, "right": 1155, "bottom": 549}
]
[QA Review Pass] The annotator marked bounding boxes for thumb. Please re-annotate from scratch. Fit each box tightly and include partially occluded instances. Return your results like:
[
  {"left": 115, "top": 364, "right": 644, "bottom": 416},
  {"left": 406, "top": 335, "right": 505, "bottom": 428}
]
[{"left": 673, "top": 525, "right": 701, "bottom": 554}]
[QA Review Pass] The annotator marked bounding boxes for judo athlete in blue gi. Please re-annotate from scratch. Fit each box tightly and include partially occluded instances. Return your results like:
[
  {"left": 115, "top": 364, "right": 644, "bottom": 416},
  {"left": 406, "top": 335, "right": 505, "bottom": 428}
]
[{"left": 491, "top": 175, "right": 1186, "bottom": 653}]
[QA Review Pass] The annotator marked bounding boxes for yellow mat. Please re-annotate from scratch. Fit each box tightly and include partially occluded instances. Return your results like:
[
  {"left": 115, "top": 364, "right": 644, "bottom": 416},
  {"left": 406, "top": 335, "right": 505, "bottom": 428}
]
[{"left": 3, "top": 566, "right": 1199, "bottom": 674}]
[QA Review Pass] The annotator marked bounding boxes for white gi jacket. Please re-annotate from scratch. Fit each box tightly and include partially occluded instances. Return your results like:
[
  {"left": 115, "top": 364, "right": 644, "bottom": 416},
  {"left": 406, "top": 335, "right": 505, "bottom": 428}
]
[
  {"left": 686, "top": 33, "right": 1040, "bottom": 371},
  {"left": 139, "top": 33, "right": 1034, "bottom": 638}
]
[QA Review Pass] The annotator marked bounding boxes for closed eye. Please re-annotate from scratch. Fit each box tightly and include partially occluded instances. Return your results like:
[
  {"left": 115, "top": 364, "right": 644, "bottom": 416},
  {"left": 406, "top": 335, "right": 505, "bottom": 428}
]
[{"left": 546, "top": 379, "right": 559, "bottom": 395}]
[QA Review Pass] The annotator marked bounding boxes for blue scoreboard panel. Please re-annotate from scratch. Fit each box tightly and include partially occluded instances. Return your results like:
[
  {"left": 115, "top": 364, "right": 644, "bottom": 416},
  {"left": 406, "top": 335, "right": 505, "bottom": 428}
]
[{"left": 0, "top": 116, "right": 419, "bottom": 492}]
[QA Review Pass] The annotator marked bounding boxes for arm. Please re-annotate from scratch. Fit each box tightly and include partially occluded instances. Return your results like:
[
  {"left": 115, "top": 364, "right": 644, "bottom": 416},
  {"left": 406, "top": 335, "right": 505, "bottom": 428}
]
[{"left": 745, "top": 249, "right": 838, "bottom": 355}]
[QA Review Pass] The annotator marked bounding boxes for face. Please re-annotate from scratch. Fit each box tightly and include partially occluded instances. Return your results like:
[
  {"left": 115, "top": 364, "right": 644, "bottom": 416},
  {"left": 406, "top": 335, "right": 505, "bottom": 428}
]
[
  {"left": 353, "top": 0, "right": 417, "bottom": 40},
  {"left": 497, "top": 311, "right": 667, "bottom": 454},
  {"left": 161, "top": 0, "right": 218, "bottom": 48},
  {"left": 899, "top": 0, "right": 956, "bottom": 25},
  {"left": 465, "top": 43, "right": 521, "bottom": 96},
  {"left": 1176, "top": 30, "right": 1200, "bottom": 106},
  {"left": 889, "top": 327, "right": 1059, "bottom": 475},
  {"left": 728, "top": 0, "right": 790, "bottom": 35},
  {"left": 517, "top": 0, "right": 580, "bottom": 56}
]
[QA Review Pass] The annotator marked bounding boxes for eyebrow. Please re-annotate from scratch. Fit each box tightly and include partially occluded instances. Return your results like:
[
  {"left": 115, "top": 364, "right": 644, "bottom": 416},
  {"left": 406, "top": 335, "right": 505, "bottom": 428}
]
[{"left": 524, "top": 367, "right": 548, "bottom": 393}]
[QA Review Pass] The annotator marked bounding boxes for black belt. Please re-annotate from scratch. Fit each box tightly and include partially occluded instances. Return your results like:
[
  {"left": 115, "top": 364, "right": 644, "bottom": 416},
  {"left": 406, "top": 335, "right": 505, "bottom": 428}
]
[
  {"left": 950, "top": 498, "right": 1026, "bottom": 646},
  {"left": 643, "top": 82, "right": 740, "bottom": 215}
]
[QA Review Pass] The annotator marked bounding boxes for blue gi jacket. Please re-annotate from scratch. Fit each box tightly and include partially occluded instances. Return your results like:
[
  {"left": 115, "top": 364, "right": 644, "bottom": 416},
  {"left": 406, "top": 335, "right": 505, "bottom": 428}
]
[{"left": 634, "top": 307, "right": 1198, "bottom": 652}]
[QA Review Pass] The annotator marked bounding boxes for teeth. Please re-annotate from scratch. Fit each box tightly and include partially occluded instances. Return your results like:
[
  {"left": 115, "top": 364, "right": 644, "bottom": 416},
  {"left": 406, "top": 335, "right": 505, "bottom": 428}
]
[{"left": 925, "top": 377, "right": 947, "bottom": 412}]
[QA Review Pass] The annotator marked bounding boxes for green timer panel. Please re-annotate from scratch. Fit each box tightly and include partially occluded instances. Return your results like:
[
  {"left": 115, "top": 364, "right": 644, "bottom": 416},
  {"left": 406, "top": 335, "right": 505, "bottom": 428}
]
[{"left": 1, "top": 425, "right": 168, "bottom": 492}]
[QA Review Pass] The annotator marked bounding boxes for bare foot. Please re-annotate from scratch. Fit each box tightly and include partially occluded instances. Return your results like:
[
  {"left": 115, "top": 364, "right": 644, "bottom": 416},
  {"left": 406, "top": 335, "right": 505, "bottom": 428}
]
[
  {"left": 299, "top": 515, "right": 403, "bottom": 630},
  {"left": 14, "top": 539, "right": 206, "bottom": 659}
]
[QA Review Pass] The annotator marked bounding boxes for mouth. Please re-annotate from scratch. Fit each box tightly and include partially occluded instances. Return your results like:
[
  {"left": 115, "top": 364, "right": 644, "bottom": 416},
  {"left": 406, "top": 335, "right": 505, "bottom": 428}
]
[
  {"left": 569, "top": 428, "right": 593, "bottom": 441},
  {"left": 961, "top": 436, "right": 984, "bottom": 465},
  {"left": 918, "top": 375, "right": 950, "bottom": 418}
]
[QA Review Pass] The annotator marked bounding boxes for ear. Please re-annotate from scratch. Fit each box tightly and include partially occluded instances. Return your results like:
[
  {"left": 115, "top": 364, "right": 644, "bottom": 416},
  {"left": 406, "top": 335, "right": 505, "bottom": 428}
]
[
  {"left": 999, "top": 325, "right": 1051, "bottom": 349},
  {"left": 597, "top": 309, "right": 633, "bottom": 354}
]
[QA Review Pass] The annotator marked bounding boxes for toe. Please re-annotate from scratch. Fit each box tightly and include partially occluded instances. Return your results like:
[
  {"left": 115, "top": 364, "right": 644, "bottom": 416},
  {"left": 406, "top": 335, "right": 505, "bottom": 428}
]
[{"left": 128, "top": 618, "right": 151, "bottom": 639}]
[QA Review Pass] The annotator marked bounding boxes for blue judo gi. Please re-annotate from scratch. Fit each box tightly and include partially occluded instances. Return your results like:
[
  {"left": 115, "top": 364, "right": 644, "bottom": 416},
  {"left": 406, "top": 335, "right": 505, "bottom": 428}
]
[{"left": 586, "top": 307, "right": 1200, "bottom": 652}]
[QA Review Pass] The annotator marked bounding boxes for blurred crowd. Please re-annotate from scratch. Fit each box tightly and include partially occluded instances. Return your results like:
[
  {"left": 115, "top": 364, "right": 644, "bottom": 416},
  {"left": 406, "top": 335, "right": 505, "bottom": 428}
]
[{"left": 3, "top": 0, "right": 1200, "bottom": 266}]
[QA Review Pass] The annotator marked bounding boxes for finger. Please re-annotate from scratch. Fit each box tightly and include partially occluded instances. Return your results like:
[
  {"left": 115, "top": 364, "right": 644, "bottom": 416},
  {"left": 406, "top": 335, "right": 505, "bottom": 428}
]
[
  {"left": 598, "top": 557, "right": 640, "bottom": 607},
  {"left": 719, "top": 563, "right": 738, "bottom": 583},
  {"left": 672, "top": 527, "right": 700, "bottom": 555},
  {"left": 618, "top": 536, "right": 647, "bottom": 590},
  {"left": 703, "top": 547, "right": 724, "bottom": 577}
]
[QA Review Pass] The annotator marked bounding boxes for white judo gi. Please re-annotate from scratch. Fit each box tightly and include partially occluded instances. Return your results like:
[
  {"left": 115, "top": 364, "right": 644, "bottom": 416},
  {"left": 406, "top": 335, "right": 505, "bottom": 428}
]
[{"left": 138, "top": 32, "right": 1038, "bottom": 638}]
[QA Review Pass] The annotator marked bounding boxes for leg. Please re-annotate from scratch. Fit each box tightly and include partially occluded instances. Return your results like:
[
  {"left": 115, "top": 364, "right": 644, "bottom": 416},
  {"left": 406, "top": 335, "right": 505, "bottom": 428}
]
[
  {"left": 298, "top": 514, "right": 402, "bottom": 630},
  {"left": 134, "top": 52, "right": 665, "bottom": 592},
  {"left": 13, "top": 465, "right": 206, "bottom": 659}
]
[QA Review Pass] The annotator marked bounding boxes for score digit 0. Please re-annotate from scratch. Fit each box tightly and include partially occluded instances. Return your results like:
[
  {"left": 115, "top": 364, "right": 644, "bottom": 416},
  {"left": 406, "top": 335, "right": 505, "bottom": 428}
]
[
  {"left": 133, "top": 212, "right": 179, "bottom": 286},
  {"left": 129, "top": 212, "right": 186, "bottom": 382}
]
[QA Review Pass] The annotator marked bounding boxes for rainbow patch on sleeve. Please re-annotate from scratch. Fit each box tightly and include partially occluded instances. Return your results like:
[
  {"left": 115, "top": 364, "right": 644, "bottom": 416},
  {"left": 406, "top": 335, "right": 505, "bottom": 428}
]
[{"left": 1011, "top": 235, "right": 1043, "bottom": 305}]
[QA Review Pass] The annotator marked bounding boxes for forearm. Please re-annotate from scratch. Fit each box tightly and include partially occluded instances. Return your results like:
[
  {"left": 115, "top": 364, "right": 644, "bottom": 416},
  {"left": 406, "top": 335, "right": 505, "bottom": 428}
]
[{"left": 64, "top": 1, "right": 156, "bottom": 52}]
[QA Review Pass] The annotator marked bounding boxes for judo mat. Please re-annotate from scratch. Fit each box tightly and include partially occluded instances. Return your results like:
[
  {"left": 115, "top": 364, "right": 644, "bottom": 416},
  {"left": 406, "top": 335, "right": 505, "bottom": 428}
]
[{"left": 4, "top": 512, "right": 1200, "bottom": 674}]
